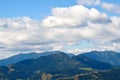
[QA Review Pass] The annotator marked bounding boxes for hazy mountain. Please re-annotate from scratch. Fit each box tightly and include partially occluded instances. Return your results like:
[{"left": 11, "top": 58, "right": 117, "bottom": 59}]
[
  {"left": 0, "top": 51, "right": 67, "bottom": 66},
  {"left": 1, "top": 50, "right": 119, "bottom": 67},
  {"left": 0, "top": 51, "right": 88, "bottom": 80},
  {"left": 73, "top": 54, "right": 112, "bottom": 70},
  {"left": 0, "top": 51, "right": 113, "bottom": 80},
  {"left": 80, "top": 51, "right": 120, "bottom": 66},
  {"left": 11, "top": 52, "right": 86, "bottom": 72}
]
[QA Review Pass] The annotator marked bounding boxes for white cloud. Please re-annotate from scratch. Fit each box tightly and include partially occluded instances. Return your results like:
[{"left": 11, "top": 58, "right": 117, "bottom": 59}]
[
  {"left": 42, "top": 5, "right": 110, "bottom": 28},
  {"left": 0, "top": 5, "right": 120, "bottom": 59},
  {"left": 101, "top": 2, "right": 120, "bottom": 13},
  {"left": 42, "top": 5, "right": 89, "bottom": 28},
  {"left": 77, "top": 0, "right": 120, "bottom": 13},
  {"left": 77, "top": 0, "right": 100, "bottom": 5}
]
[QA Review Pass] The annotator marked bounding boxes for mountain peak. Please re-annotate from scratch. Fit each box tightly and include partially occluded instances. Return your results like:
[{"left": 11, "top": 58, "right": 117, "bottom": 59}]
[
  {"left": 81, "top": 50, "right": 120, "bottom": 66},
  {"left": 88, "top": 50, "right": 119, "bottom": 54},
  {"left": 47, "top": 51, "right": 66, "bottom": 54}
]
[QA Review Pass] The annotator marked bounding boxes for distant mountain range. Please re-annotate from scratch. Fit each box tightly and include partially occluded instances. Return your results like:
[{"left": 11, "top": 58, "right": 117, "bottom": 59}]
[
  {"left": 81, "top": 51, "right": 120, "bottom": 67},
  {"left": 0, "top": 51, "right": 120, "bottom": 80},
  {"left": 0, "top": 50, "right": 120, "bottom": 67},
  {"left": 0, "top": 51, "right": 63, "bottom": 66}
]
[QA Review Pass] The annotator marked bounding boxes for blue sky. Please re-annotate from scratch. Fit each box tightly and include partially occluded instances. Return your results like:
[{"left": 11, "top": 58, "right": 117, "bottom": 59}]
[
  {"left": 0, "top": 0, "right": 76, "bottom": 19},
  {"left": 0, "top": 0, "right": 119, "bottom": 19},
  {"left": 0, "top": 0, "right": 120, "bottom": 59}
]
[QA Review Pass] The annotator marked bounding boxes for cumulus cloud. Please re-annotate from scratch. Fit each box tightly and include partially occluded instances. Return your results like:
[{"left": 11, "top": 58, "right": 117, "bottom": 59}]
[
  {"left": 101, "top": 2, "right": 120, "bottom": 13},
  {"left": 0, "top": 5, "right": 120, "bottom": 59},
  {"left": 42, "top": 5, "right": 110, "bottom": 28},
  {"left": 77, "top": 0, "right": 120, "bottom": 13},
  {"left": 77, "top": 0, "right": 100, "bottom": 5}
]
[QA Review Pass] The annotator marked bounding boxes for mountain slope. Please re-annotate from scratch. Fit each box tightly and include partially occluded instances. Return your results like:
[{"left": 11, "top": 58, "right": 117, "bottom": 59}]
[
  {"left": 81, "top": 51, "right": 120, "bottom": 66},
  {"left": 0, "top": 51, "right": 89, "bottom": 80},
  {"left": 73, "top": 54, "right": 112, "bottom": 70},
  {"left": 0, "top": 51, "right": 64, "bottom": 66},
  {"left": 0, "top": 51, "right": 113, "bottom": 80},
  {"left": 11, "top": 52, "right": 86, "bottom": 72},
  {"left": 59, "top": 68, "right": 120, "bottom": 80}
]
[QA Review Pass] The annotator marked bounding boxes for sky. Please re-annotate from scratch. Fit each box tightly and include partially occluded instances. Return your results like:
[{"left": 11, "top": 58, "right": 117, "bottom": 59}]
[
  {"left": 0, "top": 0, "right": 76, "bottom": 19},
  {"left": 0, "top": 0, "right": 120, "bottom": 59}
]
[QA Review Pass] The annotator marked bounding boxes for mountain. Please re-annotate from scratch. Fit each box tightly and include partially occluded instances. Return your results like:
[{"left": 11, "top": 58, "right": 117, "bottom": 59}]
[
  {"left": 1, "top": 50, "right": 118, "bottom": 67},
  {"left": 0, "top": 51, "right": 113, "bottom": 80},
  {"left": 0, "top": 51, "right": 88, "bottom": 80},
  {"left": 59, "top": 68, "right": 120, "bottom": 80},
  {"left": 73, "top": 54, "right": 112, "bottom": 70},
  {"left": 11, "top": 51, "right": 111, "bottom": 72},
  {"left": 80, "top": 51, "right": 120, "bottom": 66},
  {"left": 11, "top": 52, "right": 86, "bottom": 72},
  {"left": 0, "top": 51, "right": 66, "bottom": 66}
]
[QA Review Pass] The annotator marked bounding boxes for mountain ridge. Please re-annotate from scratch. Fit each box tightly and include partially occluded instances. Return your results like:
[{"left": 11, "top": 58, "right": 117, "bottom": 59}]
[
  {"left": 0, "top": 50, "right": 120, "bottom": 67},
  {"left": 0, "top": 51, "right": 70, "bottom": 66},
  {"left": 80, "top": 50, "right": 120, "bottom": 66},
  {"left": 0, "top": 51, "right": 115, "bottom": 80}
]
